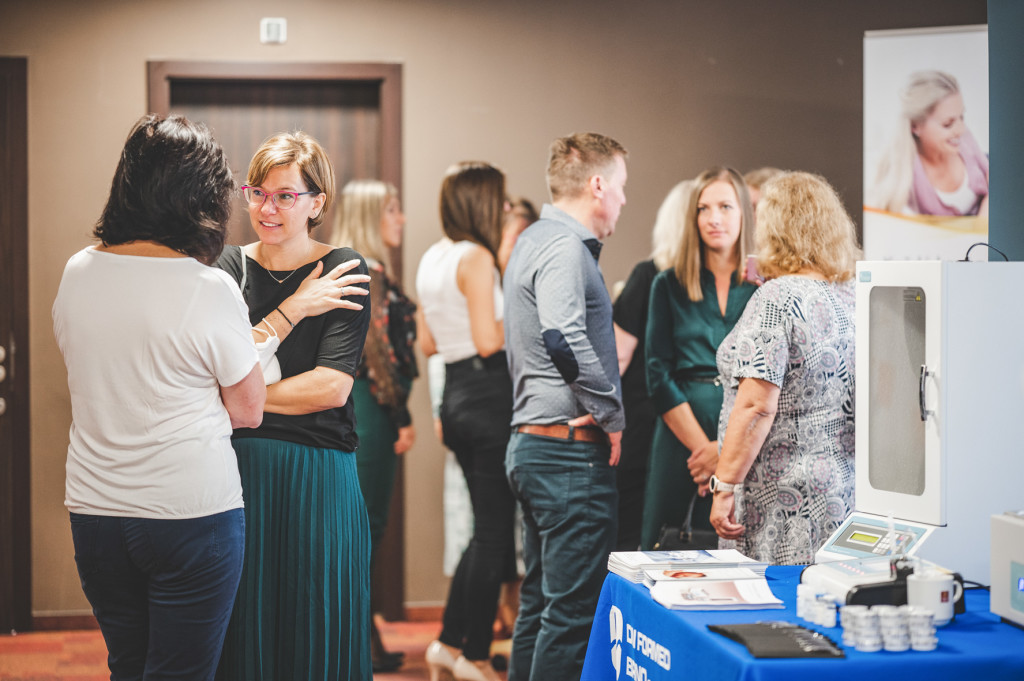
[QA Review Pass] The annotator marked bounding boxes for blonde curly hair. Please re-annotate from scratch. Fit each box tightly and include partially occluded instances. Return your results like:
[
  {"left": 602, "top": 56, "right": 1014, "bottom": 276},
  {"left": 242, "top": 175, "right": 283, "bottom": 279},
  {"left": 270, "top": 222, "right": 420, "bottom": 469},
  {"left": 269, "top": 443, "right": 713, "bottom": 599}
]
[{"left": 755, "top": 172, "right": 861, "bottom": 282}]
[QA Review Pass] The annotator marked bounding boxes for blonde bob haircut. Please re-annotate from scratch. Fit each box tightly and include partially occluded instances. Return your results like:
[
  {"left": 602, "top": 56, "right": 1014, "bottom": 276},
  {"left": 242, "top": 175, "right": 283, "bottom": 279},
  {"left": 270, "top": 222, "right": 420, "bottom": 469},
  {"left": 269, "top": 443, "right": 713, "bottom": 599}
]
[
  {"left": 674, "top": 167, "right": 753, "bottom": 302},
  {"left": 332, "top": 179, "right": 399, "bottom": 275},
  {"left": 245, "top": 131, "right": 335, "bottom": 231},
  {"left": 439, "top": 161, "right": 506, "bottom": 259},
  {"left": 755, "top": 171, "right": 861, "bottom": 282},
  {"left": 546, "top": 132, "right": 628, "bottom": 202}
]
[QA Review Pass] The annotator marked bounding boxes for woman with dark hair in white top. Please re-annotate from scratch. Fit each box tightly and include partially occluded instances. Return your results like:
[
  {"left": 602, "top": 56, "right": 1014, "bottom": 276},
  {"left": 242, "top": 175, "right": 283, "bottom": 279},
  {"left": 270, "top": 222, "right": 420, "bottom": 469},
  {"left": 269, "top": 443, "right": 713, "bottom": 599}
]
[
  {"left": 417, "top": 162, "right": 516, "bottom": 681},
  {"left": 53, "top": 113, "right": 266, "bottom": 681}
]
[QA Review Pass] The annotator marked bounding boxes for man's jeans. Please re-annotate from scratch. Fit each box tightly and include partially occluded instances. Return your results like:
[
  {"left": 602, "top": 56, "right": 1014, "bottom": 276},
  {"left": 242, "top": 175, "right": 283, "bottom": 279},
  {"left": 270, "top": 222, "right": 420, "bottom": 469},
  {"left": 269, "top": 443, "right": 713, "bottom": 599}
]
[
  {"left": 69, "top": 509, "right": 245, "bottom": 681},
  {"left": 506, "top": 431, "right": 617, "bottom": 681}
]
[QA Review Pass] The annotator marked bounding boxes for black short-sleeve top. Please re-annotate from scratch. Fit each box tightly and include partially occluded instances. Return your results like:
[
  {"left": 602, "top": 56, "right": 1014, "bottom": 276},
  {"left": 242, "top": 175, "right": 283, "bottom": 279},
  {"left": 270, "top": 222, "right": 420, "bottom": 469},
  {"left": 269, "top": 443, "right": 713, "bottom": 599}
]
[
  {"left": 612, "top": 259, "right": 658, "bottom": 410},
  {"left": 216, "top": 245, "right": 372, "bottom": 452}
]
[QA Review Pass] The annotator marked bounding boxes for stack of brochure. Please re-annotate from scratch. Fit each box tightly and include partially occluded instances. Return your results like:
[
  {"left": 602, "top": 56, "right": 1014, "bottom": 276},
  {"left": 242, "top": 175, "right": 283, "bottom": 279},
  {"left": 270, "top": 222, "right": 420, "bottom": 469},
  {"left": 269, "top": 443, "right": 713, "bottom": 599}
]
[
  {"left": 607, "top": 550, "right": 768, "bottom": 583},
  {"left": 608, "top": 550, "right": 783, "bottom": 611},
  {"left": 648, "top": 574, "right": 784, "bottom": 610}
]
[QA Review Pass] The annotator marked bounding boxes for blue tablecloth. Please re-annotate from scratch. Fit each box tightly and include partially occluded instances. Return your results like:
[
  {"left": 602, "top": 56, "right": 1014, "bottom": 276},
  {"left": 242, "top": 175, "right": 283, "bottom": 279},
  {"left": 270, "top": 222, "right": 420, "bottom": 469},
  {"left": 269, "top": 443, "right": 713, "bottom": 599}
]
[{"left": 581, "top": 566, "right": 1024, "bottom": 681}]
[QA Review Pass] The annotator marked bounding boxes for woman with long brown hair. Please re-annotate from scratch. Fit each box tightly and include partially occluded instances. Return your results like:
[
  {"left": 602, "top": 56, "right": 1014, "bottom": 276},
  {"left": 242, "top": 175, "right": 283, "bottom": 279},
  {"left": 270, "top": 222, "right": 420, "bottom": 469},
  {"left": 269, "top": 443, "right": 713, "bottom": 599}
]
[{"left": 416, "top": 162, "right": 516, "bottom": 681}]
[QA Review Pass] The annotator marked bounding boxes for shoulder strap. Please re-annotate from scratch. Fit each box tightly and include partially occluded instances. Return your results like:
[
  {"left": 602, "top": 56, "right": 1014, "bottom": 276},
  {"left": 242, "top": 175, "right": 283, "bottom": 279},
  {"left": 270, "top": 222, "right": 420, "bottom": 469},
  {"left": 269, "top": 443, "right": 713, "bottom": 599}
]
[{"left": 239, "top": 245, "right": 247, "bottom": 291}]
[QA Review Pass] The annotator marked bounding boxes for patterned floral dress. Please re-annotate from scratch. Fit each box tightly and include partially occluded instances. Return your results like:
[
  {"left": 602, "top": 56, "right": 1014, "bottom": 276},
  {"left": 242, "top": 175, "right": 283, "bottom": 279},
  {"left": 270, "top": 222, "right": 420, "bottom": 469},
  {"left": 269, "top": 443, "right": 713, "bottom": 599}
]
[
  {"left": 716, "top": 275, "right": 856, "bottom": 565},
  {"left": 353, "top": 260, "right": 417, "bottom": 558}
]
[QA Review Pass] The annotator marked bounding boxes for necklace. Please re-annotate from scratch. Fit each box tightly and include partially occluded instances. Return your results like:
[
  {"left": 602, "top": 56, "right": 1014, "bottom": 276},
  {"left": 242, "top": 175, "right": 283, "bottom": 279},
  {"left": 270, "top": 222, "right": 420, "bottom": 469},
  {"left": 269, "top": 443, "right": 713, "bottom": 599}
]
[
  {"left": 260, "top": 242, "right": 312, "bottom": 285},
  {"left": 265, "top": 266, "right": 302, "bottom": 285}
]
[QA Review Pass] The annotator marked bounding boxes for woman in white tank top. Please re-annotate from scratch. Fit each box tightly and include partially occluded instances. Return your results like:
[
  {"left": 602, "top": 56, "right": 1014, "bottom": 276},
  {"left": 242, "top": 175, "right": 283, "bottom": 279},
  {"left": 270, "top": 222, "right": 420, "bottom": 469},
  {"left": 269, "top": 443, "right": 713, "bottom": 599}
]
[{"left": 417, "top": 162, "right": 516, "bottom": 681}]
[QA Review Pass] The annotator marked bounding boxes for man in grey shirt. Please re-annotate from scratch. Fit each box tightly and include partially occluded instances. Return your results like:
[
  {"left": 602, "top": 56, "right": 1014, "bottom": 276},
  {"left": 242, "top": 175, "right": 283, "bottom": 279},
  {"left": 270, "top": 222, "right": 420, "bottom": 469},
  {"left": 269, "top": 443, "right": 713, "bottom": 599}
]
[{"left": 503, "top": 132, "right": 628, "bottom": 681}]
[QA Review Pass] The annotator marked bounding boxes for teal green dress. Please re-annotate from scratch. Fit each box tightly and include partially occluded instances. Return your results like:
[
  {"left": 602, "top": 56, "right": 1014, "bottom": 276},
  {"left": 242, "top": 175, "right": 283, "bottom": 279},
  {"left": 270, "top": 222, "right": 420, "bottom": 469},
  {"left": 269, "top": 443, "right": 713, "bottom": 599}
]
[{"left": 641, "top": 268, "right": 755, "bottom": 549}]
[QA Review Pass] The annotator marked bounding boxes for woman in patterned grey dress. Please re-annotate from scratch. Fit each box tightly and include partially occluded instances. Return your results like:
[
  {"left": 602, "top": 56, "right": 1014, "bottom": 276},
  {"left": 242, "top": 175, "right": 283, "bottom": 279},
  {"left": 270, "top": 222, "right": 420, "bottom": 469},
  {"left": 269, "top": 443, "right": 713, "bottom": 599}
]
[{"left": 709, "top": 172, "right": 861, "bottom": 565}]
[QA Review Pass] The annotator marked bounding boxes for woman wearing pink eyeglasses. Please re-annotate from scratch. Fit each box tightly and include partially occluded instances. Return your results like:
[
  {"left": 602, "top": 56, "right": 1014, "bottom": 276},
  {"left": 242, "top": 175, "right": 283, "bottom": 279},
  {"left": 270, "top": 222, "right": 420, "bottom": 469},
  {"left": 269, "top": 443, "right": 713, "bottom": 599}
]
[{"left": 214, "top": 131, "right": 374, "bottom": 681}]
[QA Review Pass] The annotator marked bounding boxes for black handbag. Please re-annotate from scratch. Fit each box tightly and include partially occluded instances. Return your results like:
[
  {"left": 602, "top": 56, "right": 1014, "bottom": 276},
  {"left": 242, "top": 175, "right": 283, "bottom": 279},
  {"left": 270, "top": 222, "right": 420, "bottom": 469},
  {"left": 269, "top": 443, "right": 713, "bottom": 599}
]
[{"left": 653, "top": 494, "right": 720, "bottom": 550}]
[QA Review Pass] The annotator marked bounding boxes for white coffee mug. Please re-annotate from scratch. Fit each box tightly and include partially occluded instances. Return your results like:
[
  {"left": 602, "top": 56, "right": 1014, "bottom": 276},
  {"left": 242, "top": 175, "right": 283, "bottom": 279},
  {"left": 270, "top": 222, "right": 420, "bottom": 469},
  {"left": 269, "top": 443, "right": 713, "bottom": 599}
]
[{"left": 906, "top": 569, "right": 963, "bottom": 626}]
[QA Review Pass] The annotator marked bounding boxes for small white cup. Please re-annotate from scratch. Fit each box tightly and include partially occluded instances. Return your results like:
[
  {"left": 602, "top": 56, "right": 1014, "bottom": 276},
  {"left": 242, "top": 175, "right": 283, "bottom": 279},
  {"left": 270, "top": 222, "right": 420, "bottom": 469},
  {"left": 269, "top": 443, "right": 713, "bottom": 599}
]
[
  {"left": 911, "top": 635, "right": 938, "bottom": 651},
  {"left": 855, "top": 633, "right": 883, "bottom": 653},
  {"left": 905, "top": 605, "right": 935, "bottom": 631},
  {"left": 840, "top": 604, "right": 868, "bottom": 629},
  {"left": 906, "top": 569, "right": 963, "bottom": 626}
]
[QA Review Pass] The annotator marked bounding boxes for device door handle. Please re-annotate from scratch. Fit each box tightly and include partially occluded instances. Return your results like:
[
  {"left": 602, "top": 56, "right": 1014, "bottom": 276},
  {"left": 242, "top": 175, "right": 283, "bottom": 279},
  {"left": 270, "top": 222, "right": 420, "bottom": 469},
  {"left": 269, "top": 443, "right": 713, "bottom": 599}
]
[{"left": 919, "top": 364, "right": 930, "bottom": 421}]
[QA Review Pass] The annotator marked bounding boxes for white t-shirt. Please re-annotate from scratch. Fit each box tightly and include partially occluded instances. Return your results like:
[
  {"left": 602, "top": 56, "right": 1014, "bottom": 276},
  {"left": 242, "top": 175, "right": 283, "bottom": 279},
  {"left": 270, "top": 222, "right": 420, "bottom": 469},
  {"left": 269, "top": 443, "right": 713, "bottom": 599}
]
[
  {"left": 52, "top": 247, "right": 258, "bottom": 519},
  {"left": 415, "top": 238, "right": 503, "bottom": 363}
]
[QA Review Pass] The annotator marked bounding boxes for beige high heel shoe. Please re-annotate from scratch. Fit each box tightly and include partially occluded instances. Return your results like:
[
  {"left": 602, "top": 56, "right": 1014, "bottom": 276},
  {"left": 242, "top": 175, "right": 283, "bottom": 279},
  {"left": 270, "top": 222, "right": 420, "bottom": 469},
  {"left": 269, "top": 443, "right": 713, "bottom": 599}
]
[
  {"left": 452, "top": 655, "right": 502, "bottom": 681},
  {"left": 425, "top": 640, "right": 458, "bottom": 681}
]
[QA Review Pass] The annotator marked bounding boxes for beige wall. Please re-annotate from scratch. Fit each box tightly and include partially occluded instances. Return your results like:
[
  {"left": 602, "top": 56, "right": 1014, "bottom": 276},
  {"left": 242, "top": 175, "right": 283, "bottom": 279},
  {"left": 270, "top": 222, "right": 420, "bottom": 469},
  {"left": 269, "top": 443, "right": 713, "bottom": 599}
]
[{"left": 1, "top": 0, "right": 985, "bottom": 615}]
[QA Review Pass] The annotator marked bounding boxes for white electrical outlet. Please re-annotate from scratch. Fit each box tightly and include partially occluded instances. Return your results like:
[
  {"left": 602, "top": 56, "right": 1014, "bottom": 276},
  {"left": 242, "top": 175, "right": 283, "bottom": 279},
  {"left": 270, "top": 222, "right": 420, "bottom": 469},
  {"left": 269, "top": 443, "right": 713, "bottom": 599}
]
[{"left": 260, "top": 18, "right": 287, "bottom": 44}]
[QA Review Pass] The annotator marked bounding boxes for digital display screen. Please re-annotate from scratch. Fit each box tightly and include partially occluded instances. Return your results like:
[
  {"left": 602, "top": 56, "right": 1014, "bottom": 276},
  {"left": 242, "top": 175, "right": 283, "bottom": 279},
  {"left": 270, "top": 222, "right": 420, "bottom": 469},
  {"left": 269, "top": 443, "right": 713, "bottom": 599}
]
[
  {"left": 1017, "top": 577, "right": 1024, "bottom": 593},
  {"left": 849, "top": 531, "right": 880, "bottom": 545}
]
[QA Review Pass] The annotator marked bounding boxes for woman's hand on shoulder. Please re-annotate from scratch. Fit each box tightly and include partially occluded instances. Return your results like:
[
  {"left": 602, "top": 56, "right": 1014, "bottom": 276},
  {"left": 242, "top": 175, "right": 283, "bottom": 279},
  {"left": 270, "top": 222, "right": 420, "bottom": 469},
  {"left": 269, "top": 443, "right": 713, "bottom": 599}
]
[{"left": 284, "top": 259, "right": 370, "bottom": 321}]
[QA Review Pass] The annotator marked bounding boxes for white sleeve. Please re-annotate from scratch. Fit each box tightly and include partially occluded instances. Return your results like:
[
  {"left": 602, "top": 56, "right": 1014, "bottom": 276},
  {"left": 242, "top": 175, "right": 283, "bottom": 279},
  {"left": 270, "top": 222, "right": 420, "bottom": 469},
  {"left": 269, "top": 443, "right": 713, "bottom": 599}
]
[{"left": 195, "top": 271, "right": 260, "bottom": 387}]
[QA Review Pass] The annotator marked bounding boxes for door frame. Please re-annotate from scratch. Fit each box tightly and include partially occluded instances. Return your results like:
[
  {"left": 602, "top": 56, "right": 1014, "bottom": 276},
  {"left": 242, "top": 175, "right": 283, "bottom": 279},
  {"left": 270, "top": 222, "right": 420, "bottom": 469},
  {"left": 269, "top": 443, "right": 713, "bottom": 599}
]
[
  {"left": 148, "top": 61, "right": 407, "bottom": 620},
  {"left": 147, "top": 60, "right": 401, "bottom": 184},
  {"left": 0, "top": 55, "right": 32, "bottom": 633}
]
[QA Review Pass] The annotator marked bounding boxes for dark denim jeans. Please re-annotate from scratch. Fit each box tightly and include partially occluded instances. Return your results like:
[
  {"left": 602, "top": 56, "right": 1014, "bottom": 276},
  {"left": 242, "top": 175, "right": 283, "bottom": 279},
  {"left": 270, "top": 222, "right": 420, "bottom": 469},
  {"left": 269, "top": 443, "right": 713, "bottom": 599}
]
[
  {"left": 69, "top": 509, "right": 245, "bottom": 681},
  {"left": 505, "top": 431, "right": 618, "bottom": 681},
  {"left": 439, "top": 353, "right": 517, "bottom": 661}
]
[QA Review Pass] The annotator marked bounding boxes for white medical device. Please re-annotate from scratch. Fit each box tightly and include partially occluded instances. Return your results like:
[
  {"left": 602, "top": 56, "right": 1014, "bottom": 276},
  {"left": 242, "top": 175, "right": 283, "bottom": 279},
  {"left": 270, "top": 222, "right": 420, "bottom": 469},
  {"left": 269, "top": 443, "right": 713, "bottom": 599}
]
[
  {"left": 990, "top": 510, "right": 1024, "bottom": 627},
  {"left": 814, "top": 261, "right": 1024, "bottom": 583}
]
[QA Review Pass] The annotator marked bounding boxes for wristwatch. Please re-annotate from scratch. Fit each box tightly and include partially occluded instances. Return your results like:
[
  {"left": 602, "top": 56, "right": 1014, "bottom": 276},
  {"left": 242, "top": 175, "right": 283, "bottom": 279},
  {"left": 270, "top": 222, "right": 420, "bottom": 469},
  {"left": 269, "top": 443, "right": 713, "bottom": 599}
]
[{"left": 709, "top": 474, "right": 739, "bottom": 495}]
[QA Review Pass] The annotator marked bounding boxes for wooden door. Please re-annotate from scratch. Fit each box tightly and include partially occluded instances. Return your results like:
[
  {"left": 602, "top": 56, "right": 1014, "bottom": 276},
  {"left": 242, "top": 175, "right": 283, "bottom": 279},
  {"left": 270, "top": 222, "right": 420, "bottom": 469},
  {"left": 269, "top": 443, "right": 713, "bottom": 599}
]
[
  {"left": 0, "top": 56, "right": 31, "bottom": 633},
  {"left": 148, "top": 61, "right": 406, "bottom": 620}
]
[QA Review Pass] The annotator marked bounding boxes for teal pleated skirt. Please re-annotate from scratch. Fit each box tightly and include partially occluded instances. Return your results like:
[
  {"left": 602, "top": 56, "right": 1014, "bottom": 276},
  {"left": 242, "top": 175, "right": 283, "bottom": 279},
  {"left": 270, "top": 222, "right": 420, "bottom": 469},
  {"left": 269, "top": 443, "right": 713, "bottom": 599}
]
[{"left": 217, "top": 437, "right": 372, "bottom": 681}]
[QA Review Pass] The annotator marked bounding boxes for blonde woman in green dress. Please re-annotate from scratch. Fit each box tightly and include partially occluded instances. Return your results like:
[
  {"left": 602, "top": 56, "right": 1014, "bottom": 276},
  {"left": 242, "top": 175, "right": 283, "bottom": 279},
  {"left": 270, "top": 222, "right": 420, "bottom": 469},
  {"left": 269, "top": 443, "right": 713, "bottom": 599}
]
[{"left": 642, "top": 167, "right": 757, "bottom": 550}]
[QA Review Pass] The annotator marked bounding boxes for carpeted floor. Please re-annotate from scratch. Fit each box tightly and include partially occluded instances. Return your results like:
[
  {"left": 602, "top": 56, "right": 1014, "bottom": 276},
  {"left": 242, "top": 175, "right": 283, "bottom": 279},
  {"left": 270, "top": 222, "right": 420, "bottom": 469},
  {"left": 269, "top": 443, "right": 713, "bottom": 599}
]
[{"left": 0, "top": 618, "right": 509, "bottom": 681}]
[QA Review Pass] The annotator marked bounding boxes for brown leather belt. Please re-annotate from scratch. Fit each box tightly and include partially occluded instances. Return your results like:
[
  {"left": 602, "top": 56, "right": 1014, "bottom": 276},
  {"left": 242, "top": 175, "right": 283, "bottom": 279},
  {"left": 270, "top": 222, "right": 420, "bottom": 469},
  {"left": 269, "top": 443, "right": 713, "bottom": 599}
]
[{"left": 516, "top": 424, "right": 608, "bottom": 444}]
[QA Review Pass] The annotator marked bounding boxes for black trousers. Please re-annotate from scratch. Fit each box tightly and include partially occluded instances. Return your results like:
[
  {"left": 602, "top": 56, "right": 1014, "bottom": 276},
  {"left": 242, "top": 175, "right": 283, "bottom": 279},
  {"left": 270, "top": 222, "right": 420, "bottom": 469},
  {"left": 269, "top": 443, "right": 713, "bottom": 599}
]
[{"left": 438, "top": 353, "right": 517, "bottom": 661}]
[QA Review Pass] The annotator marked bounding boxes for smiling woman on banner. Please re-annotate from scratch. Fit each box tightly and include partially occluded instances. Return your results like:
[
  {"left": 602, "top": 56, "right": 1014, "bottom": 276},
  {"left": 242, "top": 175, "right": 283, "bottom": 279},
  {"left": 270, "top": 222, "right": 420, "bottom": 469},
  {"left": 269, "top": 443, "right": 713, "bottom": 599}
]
[{"left": 870, "top": 70, "right": 989, "bottom": 217}]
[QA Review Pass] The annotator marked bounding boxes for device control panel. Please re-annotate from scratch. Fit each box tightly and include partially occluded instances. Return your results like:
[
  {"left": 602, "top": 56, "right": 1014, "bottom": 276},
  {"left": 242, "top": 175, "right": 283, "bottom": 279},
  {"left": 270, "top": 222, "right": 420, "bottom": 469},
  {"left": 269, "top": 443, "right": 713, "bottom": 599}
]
[{"left": 816, "top": 513, "right": 935, "bottom": 563}]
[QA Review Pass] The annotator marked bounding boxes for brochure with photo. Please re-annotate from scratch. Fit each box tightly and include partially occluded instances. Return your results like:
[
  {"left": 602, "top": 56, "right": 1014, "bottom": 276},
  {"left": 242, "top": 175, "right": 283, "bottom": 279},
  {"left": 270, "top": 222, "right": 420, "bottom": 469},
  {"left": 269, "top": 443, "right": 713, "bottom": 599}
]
[
  {"left": 608, "top": 550, "right": 767, "bottom": 583},
  {"left": 642, "top": 566, "right": 763, "bottom": 588},
  {"left": 649, "top": 578, "right": 785, "bottom": 611}
]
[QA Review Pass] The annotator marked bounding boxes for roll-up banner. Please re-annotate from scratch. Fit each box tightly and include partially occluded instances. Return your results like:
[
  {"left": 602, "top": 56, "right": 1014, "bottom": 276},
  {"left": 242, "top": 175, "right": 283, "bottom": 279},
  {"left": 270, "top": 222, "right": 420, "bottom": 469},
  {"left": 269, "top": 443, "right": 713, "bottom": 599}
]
[{"left": 863, "top": 25, "right": 988, "bottom": 260}]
